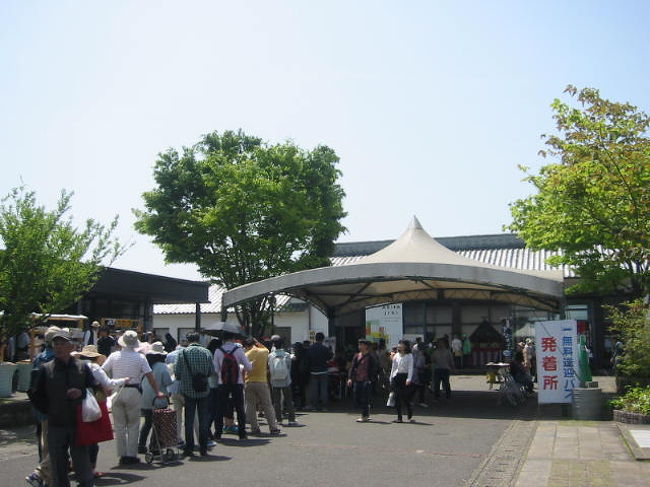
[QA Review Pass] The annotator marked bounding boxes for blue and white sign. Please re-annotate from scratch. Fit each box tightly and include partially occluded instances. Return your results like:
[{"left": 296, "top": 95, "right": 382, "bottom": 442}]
[{"left": 535, "top": 320, "right": 580, "bottom": 404}]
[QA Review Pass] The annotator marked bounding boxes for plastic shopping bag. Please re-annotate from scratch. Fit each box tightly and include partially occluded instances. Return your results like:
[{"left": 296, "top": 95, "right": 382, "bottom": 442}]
[
  {"left": 81, "top": 389, "right": 102, "bottom": 422},
  {"left": 386, "top": 391, "right": 395, "bottom": 407}
]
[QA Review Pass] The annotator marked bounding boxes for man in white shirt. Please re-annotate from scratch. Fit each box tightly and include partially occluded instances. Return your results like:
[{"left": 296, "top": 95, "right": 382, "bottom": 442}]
[{"left": 102, "top": 330, "right": 164, "bottom": 465}]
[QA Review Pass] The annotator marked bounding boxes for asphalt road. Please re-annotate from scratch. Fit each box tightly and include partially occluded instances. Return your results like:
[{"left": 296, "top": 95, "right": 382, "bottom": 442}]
[{"left": 1, "top": 376, "right": 528, "bottom": 487}]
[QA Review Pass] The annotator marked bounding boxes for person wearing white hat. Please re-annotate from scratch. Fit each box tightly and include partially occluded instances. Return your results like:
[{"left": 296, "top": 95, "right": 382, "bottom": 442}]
[
  {"left": 83, "top": 321, "right": 100, "bottom": 347},
  {"left": 138, "top": 342, "right": 172, "bottom": 454},
  {"left": 102, "top": 330, "right": 164, "bottom": 465}
]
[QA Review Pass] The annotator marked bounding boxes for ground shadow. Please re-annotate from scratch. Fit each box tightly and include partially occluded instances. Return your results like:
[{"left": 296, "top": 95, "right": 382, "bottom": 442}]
[
  {"left": 186, "top": 454, "right": 231, "bottom": 462},
  {"left": 217, "top": 437, "right": 270, "bottom": 447},
  {"left": 93, "top": 472, "right": 146, "bottom": 485}
]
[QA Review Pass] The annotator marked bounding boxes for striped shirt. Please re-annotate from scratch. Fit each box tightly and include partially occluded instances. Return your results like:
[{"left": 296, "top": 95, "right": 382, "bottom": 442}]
[{"left": 102, "top": 348, "right": 152, "bottom": 386}]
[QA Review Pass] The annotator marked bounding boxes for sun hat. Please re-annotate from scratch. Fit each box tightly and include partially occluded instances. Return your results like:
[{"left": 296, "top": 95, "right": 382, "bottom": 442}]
[
  {"left": 147, "top": 341, "right": 167, "bottom": 355},
  {"left": 75, "top": 344, "right": 102, "bottom": 359},
  {"left": 118, "top": 330, "right": 140, "bottom": 349}
]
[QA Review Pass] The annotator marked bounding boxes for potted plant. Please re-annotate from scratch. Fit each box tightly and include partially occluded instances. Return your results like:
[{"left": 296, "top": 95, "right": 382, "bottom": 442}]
[{"left": 611, "top": 386, "right": 650, "bottom": 424}]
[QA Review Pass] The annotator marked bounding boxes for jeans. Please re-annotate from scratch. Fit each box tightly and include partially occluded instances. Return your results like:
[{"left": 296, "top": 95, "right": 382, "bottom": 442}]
[
  {"left": 433, "top": 368, "right": 451, "bottom": 399},
  {"left": 271, "top": 385, "right": 296, "bottom": 422},
  {"left": 215, "top": 384, "right": 246, "bottom": 439},
  {"left": 353, "top": 381, "right": 372, "bottom": 418},
  {"left": 183, "top": 395, "right": 210, "bottom": 451},
  {"left": 309, "top": 373, "right": 329, "bottom": 409}
]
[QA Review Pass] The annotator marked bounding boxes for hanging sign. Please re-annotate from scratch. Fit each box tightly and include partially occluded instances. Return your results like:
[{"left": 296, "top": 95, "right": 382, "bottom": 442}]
[
  {"left": 365, "top": 303, "right": 403, "bottom": 349},
  {"left": 535, "top": 320, "right": 580, "bottom": 404}
]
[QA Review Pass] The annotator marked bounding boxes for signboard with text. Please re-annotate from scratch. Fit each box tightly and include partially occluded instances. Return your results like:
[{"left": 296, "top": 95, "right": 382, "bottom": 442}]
[
  {"left": 365, "top": 303, "right": 403, "bottom": 349},
  {"left": 535, "top": 320, "right": 580, "bottom": 404}
]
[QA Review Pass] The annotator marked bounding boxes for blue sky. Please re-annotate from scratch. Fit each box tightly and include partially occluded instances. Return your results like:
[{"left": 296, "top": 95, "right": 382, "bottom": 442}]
[{"left": 1, "top": 1, "right": 649, "bottom": 280}]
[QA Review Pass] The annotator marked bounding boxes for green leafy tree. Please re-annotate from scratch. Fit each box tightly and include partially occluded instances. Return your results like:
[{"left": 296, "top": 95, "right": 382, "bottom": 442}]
[
  {"left": 135, "top": 130, "right": 347, "bottom": 335},
  {"left": 606, "top": 300, "right": 650, "bottom": 379},
  {"left": 508, "top": 86, "right": 650, "bottom": 297},
  {"left": 0, "top": 187, "right": 125, "bottom": 360}
]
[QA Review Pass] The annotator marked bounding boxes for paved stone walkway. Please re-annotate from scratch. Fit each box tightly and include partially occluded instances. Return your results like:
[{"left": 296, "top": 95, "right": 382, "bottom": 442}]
[{"left": 515, "top": 421, "right": 650, "bottom": 486}]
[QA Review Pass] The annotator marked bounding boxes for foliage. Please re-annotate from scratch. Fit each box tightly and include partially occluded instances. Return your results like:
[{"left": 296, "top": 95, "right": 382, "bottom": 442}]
[
  {"left": 0, "top": 187, "right": 125, "bottom": 349},
  {"left": 507, "top": 86, "right": 650, "bottom": 297},
  {"left": 610, "top": 386, "right": 650, "bottom": 415},
  {"left": 134, "top": 130, "right": 347, "bottom": 335},
  {"left": 605, "top": 299, "right": 650, "bottom": 378}
]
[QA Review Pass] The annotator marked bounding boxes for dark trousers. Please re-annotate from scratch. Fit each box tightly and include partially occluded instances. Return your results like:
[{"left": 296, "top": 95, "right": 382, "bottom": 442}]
[
  {"left": 433, "top": 368, "right": 451, "bottom": 399},
  {"left": 392, "top": 373, "right": 413, "bottom": 420},
  {"left": 215, "top": 384, "right": 246, "bottom": 439},
  {"left": 353, "top": 381, "right": 372, "bottom": 418},
  {"left": 271, "top": 385, "right": 296, "bottom": 422},
  {"left": 207, "top": 388, "right": 218, "bottom": 434},
  {"left": 309, "top": 373, "right": 329, "bottom": 409},
  {"left": 48, "top": 425, "right": 94, "bottom": 487},
  {"left": 138, "top": 409, "right": 153, "bottom": 450},
  {"left": 183, "top": 395, "right": 209, "bottom": 451},
  {"left": 88, "top": 443, "right": 99, "bottom": 468}
]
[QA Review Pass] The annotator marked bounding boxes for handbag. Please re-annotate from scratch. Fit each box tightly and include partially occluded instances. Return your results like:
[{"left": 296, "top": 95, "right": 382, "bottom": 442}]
[
  {"left": 386, "top": 391, "right": 395, "bottom": 407},
  {"left": 75, "top": 400, "right": 114, "bottom": 446},
  {"left": 81, "top": 388, "right": 102, "bottom": 422}
]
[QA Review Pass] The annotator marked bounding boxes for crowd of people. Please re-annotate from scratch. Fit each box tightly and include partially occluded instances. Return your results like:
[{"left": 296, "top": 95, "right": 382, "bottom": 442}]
[{"left": 24, "top": 323, "right": 466, "bottom": 487}]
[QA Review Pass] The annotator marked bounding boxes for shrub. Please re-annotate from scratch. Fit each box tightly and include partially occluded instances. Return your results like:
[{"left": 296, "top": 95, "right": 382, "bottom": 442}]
[
  {"left": 610, "top": 386, "right": 650, "bottom": 415},
  {"left": 605, "top": 300, "right": 650, "bottom": 378}
]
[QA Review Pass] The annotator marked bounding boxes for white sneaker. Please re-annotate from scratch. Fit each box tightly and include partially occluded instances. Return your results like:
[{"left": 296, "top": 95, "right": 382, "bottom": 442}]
[{"left": 356, "top": 417, "right": 370, "bottom": 422}]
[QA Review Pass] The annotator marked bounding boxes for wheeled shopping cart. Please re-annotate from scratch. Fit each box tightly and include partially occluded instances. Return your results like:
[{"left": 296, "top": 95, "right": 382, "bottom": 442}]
[{"left": 145, "top": 397, "right": 179, "bottom": 465}]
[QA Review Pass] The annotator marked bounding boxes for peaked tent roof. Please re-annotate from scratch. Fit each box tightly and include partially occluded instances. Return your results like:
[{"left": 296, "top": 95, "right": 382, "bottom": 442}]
[{"left": 221, "top": 218, "right": 565, "bottom": 317}]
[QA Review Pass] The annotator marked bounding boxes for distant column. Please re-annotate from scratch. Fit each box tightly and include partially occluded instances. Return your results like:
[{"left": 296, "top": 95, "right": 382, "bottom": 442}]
[{"left": 195, "top": 302, "right": 201, "bottom": 332}]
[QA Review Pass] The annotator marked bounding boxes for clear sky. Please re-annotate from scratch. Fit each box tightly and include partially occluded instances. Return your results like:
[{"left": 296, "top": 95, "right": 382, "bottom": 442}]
[{"left": 1, "top": 1, "right": 649, "bottom": 281}]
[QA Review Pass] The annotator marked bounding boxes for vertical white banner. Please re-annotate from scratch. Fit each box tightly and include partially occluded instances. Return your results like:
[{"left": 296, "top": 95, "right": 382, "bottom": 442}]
[
  {"left": 535, "top": 320, "right": 580, "bottom": 404},
  {"left": 365, "top": 303, "right": 403, "bottom": 349}
]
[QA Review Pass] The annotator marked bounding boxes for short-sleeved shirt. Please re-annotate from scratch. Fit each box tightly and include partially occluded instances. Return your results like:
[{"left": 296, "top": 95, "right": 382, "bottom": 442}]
[
  {"left": 213, "top": 343, "right": 251, "bottom": 385},
  {"left": 174, "top": 344, "right": 214, "bottom": 399},
  {"left": 245, "top": 345, "right": 270, "bottom": 383},
  {"left": 102, "top": 348, "right": 152, "bottom": 386}
]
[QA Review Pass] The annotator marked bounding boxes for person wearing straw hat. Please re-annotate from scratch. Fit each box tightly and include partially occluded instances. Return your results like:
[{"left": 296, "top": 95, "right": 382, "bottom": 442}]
[
  {"left": 74, "top": 345, "right": 129, "bottom": 478},
  {"left": 102, "top": 330, "right": 164, "bottom": 465},
  {"left": 138, "top": 342, "right": 172, "bottom": 454}
]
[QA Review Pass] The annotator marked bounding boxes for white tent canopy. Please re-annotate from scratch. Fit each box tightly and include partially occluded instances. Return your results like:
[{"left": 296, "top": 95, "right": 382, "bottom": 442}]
[{"left": 221, "top": 218, "right": 565, "bottom": 317}]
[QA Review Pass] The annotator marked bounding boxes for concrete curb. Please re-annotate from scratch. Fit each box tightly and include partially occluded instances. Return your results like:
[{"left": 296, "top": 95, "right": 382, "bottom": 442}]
[{"left": 616, "top": 422, "right": 650, "bottom": 461}]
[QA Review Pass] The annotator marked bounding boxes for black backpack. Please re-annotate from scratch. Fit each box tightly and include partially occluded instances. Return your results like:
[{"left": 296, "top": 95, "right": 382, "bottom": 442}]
[{"left": 220, "top": 346, "right": 240, "bottom": 385}]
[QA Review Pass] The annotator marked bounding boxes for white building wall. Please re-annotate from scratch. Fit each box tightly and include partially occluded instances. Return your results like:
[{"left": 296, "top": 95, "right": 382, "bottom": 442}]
[{"left": 153, "top": 303, "right": 330, "bottom": 345}]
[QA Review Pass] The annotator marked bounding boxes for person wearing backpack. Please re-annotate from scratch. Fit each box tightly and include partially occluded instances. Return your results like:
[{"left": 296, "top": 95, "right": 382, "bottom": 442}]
[
  {"left": 268, "top": 336, "right": 298, "bottom": 426},
  {"left": 243, "top": 337, "right": 281, "bottom": 436},
  {"left": 174, "top": 332, "right": 214, "bottom": 457},
  {"left": 213, "top": 330, "right": 252, "bottom": 440}
]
